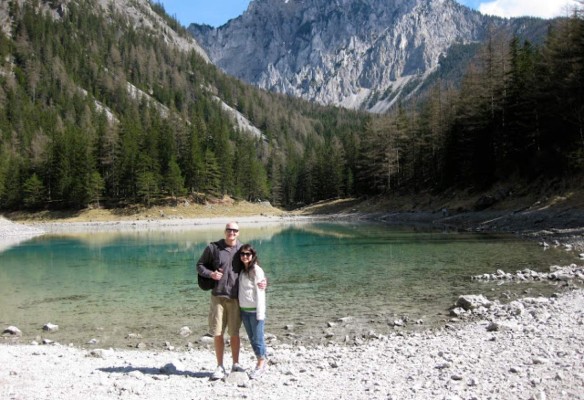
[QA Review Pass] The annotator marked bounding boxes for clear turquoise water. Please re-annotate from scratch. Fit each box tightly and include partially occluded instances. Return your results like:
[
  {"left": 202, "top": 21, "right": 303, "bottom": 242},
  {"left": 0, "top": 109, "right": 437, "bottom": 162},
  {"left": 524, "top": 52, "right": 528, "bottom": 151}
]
[{"left": 0, "top": 222, "right": 576, "bottom": 348}]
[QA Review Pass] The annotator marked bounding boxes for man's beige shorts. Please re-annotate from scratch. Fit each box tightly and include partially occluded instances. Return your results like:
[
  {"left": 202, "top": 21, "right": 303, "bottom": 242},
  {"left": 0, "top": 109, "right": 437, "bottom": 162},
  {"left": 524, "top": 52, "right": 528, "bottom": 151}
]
[{"left": 209, "top": 295, "right": 242, "bottom": 336}]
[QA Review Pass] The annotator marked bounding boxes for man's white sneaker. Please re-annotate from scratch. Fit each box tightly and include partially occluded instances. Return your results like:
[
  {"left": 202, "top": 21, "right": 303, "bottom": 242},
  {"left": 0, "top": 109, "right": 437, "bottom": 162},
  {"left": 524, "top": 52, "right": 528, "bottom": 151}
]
[
  {"left": 211, "top": 365, "right": 226, "bottom": 380},
  {"left": 231, "top": 363, "right": 246, "bottom": 373}
]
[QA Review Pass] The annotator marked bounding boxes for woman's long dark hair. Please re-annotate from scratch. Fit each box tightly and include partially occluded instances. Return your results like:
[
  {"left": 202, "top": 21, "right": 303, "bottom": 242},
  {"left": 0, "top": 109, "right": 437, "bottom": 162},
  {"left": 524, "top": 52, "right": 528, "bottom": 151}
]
[{"left": 240, "top": 244, "right": 258, "bottom": 275}]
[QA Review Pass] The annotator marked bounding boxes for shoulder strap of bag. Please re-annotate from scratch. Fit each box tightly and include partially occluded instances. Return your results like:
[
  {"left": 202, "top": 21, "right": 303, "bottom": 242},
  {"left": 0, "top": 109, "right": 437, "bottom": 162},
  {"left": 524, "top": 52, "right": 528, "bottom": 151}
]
[{"left": 208, "top": 241, "right": 221, "bottom": 270}]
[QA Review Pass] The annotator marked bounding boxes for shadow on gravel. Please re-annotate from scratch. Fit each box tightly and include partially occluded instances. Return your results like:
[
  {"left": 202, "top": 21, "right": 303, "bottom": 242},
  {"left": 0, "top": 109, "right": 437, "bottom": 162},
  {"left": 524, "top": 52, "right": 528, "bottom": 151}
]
[{"left": 98, "top": 366, "right": 212, "bottom": 379}]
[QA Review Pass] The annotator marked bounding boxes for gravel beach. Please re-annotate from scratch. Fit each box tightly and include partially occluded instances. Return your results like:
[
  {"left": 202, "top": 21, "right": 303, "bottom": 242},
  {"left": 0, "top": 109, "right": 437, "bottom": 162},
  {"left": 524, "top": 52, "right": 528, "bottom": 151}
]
[
  {"left": 2, "top": 288, "right": 583, "bottom": 400},
  {"left": 1, "top": 214, "right": 583, "bottom": 399}
]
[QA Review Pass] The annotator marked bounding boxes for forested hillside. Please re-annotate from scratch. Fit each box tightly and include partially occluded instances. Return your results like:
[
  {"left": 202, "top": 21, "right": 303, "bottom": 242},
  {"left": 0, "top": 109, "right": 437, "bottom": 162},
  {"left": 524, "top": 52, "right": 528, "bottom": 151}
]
[
  {"left": 0, "top": 0, "right": 582, "bottom": 213},
  {"left": 359, "top": 16, "right": 584, "bottom": 195},
  {"left": 0, "top": 0, "right": 369, "bottom": 210}
]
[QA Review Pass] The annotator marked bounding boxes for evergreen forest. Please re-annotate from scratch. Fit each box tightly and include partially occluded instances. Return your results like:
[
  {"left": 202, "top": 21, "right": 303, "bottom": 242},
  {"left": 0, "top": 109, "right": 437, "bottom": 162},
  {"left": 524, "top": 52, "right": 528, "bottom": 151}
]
[{"left": 0, "top": 0, "right": 582, "bottom": 212}]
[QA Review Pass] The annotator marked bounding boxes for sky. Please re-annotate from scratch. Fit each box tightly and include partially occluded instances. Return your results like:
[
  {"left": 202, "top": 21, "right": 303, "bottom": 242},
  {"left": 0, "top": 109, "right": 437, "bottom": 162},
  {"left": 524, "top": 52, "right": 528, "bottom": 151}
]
[{"left": 157, "top": 0, "right": 579, "bottom": 28}]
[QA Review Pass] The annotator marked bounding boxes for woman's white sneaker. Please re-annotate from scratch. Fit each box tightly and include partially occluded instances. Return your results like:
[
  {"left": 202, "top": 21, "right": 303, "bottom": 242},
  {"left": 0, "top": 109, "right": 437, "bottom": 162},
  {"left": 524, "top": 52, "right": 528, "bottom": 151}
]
[{"left": 248, "top": 365, "right": 266, "bottom": 379}]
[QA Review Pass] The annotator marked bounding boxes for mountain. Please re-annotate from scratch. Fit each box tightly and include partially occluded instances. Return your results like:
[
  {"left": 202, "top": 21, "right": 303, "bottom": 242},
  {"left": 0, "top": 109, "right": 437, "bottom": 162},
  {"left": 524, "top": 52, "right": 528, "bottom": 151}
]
[
  {"left": 1, "top": 0, "right": 581, "bottom": 214},
  {"left": 189, "top": 0, "right": 552, "bottom": 112}
]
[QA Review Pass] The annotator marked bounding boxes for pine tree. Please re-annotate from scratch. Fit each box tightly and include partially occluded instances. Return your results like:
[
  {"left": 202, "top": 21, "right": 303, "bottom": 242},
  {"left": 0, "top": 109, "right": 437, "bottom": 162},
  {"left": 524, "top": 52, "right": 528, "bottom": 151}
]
[
  {"left": 137, "top": 171, "right": 159, "bottom": 207},
  {"left": 539, "top": 12, "right": 584, "bottom": 172},
  {"left": 201, "top": 149, "right": 221, "bottom": 196},
  {"left": 165, "top": 157, "right": 186, "bottom": 200},
  {"left": 88, "top": 171, "right": 105, "bottom": 207},
  {"left": 268, "top": 149, "right": 285, "bottom": 206},
  {"left": 0, "top": 148, "right": 7, "bottom": 204},
  {"left": 23, "top": 173, "right": 44, "bottom": 209},
  {"left": 504, "top": 37, "right": 539, "bottom": 176}
]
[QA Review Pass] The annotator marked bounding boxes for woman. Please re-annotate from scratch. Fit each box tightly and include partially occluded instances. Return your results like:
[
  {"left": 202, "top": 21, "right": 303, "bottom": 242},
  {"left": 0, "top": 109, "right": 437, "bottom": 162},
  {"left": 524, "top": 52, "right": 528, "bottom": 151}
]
[{"left": 238, "top": 244, "right": 267, "bottom": 379}]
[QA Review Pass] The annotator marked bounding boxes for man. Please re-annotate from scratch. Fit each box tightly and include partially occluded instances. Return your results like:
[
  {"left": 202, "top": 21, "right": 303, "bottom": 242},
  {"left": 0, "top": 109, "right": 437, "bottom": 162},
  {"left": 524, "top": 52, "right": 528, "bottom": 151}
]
[{"left": 196, "top": 221, "right": 265, "bottom": 380}]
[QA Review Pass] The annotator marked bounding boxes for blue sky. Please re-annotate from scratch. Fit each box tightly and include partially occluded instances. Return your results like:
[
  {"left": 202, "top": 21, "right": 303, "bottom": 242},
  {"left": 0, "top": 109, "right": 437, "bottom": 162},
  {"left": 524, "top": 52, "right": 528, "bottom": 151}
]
[{"left": 157, "top": 0, "right": 577, "bottom": 28}]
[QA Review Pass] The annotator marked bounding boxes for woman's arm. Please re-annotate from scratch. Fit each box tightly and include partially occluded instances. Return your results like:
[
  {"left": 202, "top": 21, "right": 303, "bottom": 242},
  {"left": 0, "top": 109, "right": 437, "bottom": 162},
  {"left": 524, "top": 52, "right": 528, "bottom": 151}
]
[{"left": 255, "top": 266, "right": 267, "bottom": 320}]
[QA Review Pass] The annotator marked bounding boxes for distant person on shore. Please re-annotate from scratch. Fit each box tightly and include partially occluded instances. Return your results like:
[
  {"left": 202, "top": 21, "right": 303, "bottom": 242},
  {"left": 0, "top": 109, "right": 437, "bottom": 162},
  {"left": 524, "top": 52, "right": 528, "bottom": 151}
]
[
  {"left": 196, "top": 222, "right": 266, "bottom": 380},
  {"left": 238, "top": 244, "right": 268, "bottom": 379}
]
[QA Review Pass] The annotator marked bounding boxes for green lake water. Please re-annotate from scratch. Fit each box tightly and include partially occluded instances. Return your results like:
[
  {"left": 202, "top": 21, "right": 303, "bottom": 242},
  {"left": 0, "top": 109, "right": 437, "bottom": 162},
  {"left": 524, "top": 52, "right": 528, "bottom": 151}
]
[{"left": 0, "top": 221, "right": 577, "bottom": 349}]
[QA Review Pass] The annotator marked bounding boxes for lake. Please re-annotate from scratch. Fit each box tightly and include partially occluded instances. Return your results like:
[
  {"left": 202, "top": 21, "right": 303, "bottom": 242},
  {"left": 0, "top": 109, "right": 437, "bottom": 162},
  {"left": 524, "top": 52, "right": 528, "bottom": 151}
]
[{"left": 0, "top": 221, "right": 576, "bottom": 349}]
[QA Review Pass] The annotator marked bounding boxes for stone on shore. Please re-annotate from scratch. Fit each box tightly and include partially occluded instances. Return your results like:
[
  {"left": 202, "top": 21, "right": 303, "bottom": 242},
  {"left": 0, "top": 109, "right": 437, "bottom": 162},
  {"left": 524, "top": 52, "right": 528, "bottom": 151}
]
[
  {"left": 455, "top": 294, "right": 492, "bottom": 310},
  {"left": 472, "top": 264, "right": 584, "bottom": 282}
]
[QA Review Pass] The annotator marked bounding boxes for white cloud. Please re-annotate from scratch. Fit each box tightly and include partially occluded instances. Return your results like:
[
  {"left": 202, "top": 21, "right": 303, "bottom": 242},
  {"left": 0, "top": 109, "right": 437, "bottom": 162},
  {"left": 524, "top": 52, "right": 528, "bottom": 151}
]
[{"left": 478, "top": 0, "right": 578, "bottom": 19}]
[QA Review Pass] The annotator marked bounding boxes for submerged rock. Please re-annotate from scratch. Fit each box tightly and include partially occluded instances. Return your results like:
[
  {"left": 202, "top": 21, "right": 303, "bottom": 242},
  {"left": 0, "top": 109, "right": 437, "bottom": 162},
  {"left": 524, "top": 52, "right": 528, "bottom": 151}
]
[
  {"left": 43, "top": 323, "right": 59, "bottom": 332},
  {"left": 199, "top": 335, "right": 214, "bottom": 345},
  {"left": 178, "top": 326, "right": 191, "bottom": 337},
  {"left": 2, "top": 326, "right": 22, "bottom": 337}
]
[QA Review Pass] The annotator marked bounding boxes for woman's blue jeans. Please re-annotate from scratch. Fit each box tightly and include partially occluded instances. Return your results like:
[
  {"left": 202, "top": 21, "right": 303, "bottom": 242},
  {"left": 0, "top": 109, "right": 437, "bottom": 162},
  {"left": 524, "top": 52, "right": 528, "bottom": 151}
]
[{"left": 241, "top": 310, "right": 266, "bottom": 359}]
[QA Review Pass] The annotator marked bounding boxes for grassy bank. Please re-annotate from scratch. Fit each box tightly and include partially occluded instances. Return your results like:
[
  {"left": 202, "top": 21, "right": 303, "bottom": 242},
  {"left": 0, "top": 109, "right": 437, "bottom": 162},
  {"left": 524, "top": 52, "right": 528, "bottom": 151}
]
[
  {"left": 4, "top": 197, "right": 285, "bottom": 223},
  {"left": 3, "top": 178, "right": 583, "bottom": 226}
]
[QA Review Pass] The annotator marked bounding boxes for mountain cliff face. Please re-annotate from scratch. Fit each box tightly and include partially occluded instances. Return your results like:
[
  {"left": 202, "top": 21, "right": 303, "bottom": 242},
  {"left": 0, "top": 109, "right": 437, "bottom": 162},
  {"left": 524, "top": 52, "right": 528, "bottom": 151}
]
[{"left": 189, "top": 0, "right": 541, "bottom": 112}]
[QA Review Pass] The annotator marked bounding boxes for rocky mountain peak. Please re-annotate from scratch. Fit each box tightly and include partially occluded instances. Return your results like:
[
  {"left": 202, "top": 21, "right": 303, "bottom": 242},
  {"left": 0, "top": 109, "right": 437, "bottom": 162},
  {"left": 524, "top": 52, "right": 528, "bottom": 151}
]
[{"left": 189, "top": 0, "right": 544, "bottom": 112}]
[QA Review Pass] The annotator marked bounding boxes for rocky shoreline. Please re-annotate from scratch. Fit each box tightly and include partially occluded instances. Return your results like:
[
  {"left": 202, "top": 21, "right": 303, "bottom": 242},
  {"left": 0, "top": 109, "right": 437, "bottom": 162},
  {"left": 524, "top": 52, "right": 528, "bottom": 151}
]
[
  {"left": 2, "top": 287, "right": 583, "bottom": 399},
  {"left": 1, "top": 212, "right": 583, "bottom": 399}
]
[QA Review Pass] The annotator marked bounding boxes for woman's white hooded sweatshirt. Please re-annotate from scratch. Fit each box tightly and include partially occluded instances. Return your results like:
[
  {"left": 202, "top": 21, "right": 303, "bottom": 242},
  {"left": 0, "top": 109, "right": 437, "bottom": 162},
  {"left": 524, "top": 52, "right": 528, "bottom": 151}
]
[{"left": 238, "top": 264, "right": 266, "bottom": 320}]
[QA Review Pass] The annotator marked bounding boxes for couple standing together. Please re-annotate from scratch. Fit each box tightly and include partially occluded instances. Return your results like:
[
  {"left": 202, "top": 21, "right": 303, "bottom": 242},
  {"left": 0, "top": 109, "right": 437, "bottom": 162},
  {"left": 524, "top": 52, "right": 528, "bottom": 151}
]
[{"left": 196, "top": 222, "right": 267, "bottom": 380}]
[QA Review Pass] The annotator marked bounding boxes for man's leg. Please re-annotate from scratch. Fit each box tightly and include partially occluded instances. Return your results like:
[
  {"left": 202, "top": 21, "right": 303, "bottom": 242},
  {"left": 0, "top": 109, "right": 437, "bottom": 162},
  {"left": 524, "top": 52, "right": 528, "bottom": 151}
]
[
  {"left": 209, "top": 296, "right": 226, "bottom": 368},
  {"left": 226, "top": 298, "right": 242, "bottom": 367},
  {"left": 230, "top": 335, "right": 240, "bottom": 364},
  {"left": 214, "top": 335, "right": 225, "bottom": 366}
]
